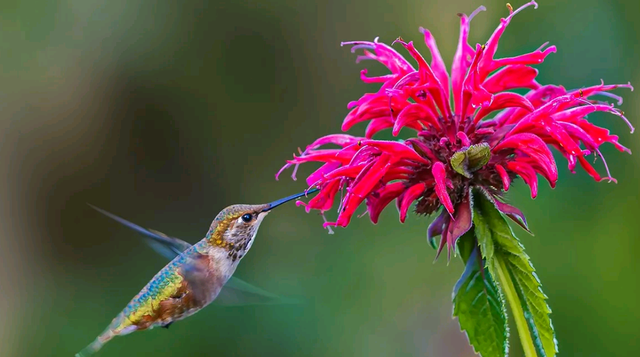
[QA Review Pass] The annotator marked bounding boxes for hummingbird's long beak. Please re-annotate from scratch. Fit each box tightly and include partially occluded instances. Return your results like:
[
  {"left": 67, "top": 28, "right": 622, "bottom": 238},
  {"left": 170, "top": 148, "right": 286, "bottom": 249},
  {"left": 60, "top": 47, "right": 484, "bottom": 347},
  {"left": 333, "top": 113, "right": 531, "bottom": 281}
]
[{"left": 262, "top": 188, "right": 319, "bottom": 212}]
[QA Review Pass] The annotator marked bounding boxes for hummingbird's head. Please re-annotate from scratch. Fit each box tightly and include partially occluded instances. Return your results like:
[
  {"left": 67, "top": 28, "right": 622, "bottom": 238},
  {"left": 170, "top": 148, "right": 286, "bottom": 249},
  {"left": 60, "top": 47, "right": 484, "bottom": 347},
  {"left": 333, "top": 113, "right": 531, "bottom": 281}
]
[{"left": 207, "top": 189, "right": 318, "bottom": 259}]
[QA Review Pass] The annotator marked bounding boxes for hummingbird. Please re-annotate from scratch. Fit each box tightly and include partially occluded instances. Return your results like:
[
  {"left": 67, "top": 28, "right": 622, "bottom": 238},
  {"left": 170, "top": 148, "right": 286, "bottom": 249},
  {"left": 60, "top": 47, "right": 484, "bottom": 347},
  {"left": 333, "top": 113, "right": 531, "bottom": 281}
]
[{"left": 76, "top": 189, "right": 317, "bottom": 357}]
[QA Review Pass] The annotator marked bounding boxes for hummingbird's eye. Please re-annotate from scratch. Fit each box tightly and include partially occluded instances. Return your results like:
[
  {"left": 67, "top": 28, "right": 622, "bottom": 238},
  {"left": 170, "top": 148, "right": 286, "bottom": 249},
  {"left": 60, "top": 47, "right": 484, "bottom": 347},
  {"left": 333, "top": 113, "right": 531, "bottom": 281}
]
[{"left": 241, "top": 213, "right": 253, "bottom": 223}]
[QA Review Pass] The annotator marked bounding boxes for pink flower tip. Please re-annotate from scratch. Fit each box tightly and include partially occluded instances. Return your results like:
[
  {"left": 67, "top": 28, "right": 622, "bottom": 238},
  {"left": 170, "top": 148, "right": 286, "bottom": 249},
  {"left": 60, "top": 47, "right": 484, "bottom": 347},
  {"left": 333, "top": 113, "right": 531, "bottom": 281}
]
[{"left": 323, "top": 221, "right": 338, "bottom": 229}]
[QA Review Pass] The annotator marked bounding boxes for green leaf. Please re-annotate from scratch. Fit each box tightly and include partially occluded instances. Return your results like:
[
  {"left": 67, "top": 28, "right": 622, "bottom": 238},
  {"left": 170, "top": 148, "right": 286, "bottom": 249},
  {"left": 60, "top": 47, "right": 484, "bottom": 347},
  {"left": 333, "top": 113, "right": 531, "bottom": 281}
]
[
  {"left": 474, "top": 192, "right": 558, "bottom": 357},
  {"left": 472, "top": 204, "right": 495, "bottom": 264},
  {"left": 506, "top": 254, "right": 557, "bottom": 357},
  {"left": 453, "top": 241, "right": 508, "bottom": 357},
  {"left": 457, "top": 230, "right": 476, "bottom": 264}
]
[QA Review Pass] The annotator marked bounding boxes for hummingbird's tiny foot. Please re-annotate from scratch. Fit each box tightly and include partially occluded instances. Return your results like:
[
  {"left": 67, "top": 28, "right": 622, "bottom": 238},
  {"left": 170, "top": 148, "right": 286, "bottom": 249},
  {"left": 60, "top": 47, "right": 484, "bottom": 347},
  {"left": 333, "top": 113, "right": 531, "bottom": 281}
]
[{"left": 162, "top": 322, "right": 173, "bottom": 329}]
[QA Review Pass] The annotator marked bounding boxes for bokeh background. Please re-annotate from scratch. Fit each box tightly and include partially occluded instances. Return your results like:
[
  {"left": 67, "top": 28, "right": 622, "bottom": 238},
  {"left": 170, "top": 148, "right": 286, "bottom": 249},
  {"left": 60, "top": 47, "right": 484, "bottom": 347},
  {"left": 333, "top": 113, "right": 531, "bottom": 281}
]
[{"left": 1, "top": 0, "right": 639, "bottom": 356}]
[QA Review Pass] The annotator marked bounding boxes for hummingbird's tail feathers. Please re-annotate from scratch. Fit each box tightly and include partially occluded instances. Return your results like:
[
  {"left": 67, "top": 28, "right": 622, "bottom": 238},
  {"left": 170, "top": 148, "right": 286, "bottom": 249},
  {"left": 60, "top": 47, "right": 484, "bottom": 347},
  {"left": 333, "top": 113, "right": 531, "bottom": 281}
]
[
  {"left": 75, "top": 326, "right": 120, "bottom": 357},
  {"left": 75, "top": 338, "right": 104, "bottom": 357}
]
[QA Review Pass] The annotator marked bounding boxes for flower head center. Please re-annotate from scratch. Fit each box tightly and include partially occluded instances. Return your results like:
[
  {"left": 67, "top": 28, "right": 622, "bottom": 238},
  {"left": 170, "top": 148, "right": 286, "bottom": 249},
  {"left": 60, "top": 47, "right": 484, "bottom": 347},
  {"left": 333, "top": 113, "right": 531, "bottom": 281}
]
[{"left": 408, "top": 122, "right": 507, "bottom": 216}]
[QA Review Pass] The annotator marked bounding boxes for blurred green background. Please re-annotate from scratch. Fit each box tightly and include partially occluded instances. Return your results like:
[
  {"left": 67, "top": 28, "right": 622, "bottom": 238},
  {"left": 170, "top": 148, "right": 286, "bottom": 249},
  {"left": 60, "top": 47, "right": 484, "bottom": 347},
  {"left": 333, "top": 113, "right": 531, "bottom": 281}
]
[{"left": 1, "top": 0, "right": 638, "bottom": 356}]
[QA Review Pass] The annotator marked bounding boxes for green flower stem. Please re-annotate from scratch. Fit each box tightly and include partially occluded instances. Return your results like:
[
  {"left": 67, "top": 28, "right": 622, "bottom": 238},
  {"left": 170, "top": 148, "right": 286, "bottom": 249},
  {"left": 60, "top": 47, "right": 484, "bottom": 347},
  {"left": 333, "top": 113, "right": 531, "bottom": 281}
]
[{"left": 493, "top": 254, "right": 538, "bottom": 357}]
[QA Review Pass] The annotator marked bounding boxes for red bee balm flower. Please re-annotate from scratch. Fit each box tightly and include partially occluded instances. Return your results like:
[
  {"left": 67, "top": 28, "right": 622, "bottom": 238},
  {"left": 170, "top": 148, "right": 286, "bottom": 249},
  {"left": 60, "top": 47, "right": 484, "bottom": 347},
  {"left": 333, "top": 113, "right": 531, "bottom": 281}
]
[{"left": 277, "top": 1, "right": 633, "bottom": 257}]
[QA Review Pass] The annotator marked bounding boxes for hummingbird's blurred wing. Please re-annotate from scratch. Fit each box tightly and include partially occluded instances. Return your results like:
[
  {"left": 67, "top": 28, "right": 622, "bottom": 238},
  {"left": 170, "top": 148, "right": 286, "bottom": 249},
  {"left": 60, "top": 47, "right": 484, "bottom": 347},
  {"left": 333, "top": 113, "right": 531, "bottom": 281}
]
[
  {"left": 215, "top": 276, "right": 301, "bottom": 306},
  {"left": 87, "top": 204, "right": 191, "bottom": 259},
  {"left": 179, "top": 256, "right": 299, "bottom": 306},
  {"left": 88, "top": 204, "right": 301, "bottom": 306},
  {"left": 146, "top": 228, "right": 191, "bottom": 258}
]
